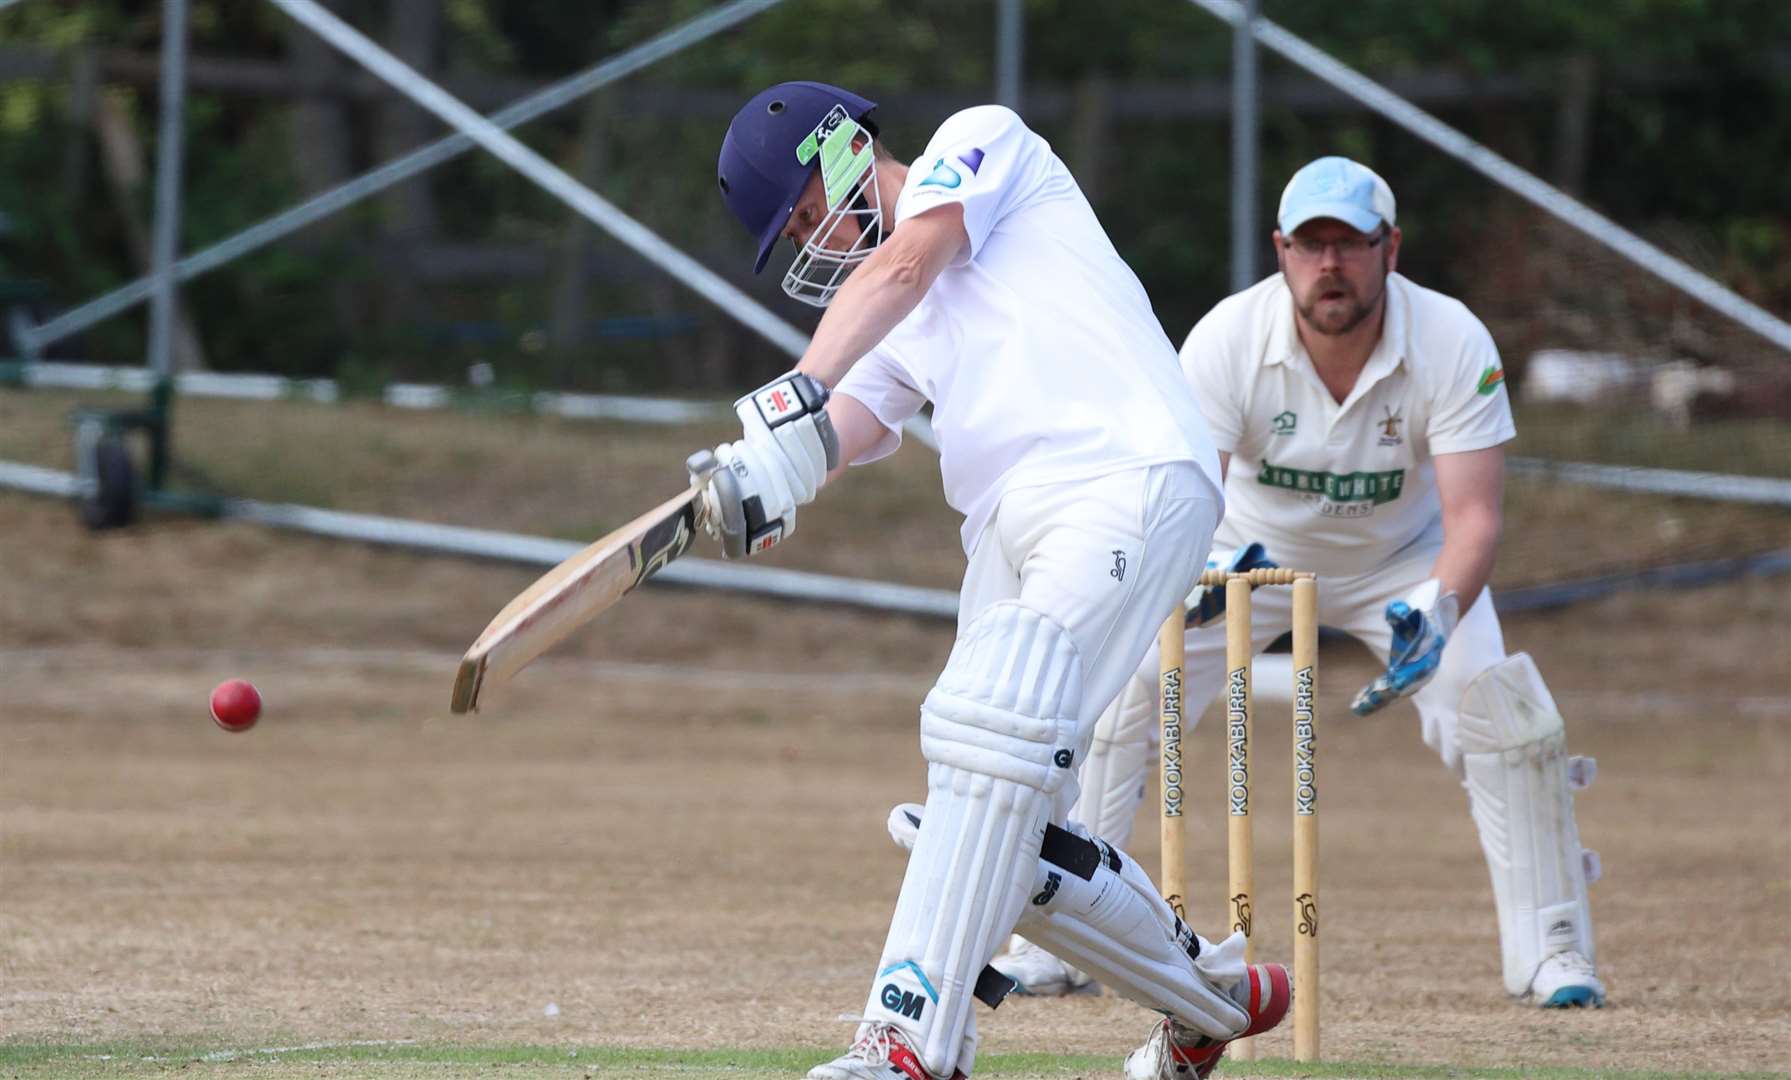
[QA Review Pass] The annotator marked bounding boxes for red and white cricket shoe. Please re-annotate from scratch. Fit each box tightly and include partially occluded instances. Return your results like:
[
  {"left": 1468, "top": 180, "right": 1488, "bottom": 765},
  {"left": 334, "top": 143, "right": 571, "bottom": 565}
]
[
  {"left": 807, "top": 1022, "right": 966, "bottom": 1080},
  {"left": 1122, "top": 962, "right": 1292, "bottom": 1080}
]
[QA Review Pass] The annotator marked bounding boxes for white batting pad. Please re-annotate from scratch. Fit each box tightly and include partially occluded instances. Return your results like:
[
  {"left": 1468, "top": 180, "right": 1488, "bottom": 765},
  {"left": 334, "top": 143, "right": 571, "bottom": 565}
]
[
  {"left": 885, "top": 803, "right": 1248, "bottom": 1041},
  {"left": 867, "top": 602, "right": 1083, "bottom": 1079},
  {"left": 1458, "top": 652, "right": 1598, "bottom": 996},
  {"left": 919, "top": 601, "right": 1083, "bottom": 791},
  {"left": 1069, "top": 668, "right": 1157, "bottom": 847},
  {"left": 1015, "top": 823, "right": 1249, "bottom": 1039}
]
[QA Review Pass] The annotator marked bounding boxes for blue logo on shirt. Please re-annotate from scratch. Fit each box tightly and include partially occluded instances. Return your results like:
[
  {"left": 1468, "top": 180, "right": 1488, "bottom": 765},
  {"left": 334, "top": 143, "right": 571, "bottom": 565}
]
[
  {"left": 919, "top": 157, "right": 962, "bottom": 189},
  {"left": 957, "top": 148, "right": 985, "bottom": 174}
]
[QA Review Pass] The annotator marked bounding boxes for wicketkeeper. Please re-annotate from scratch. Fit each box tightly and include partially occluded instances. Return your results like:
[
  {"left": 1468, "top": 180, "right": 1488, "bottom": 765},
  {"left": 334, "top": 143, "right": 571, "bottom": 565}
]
[
  {"left": 996, "top": 156, "right": 1606, "bottom": 1013},
  {"left": 699, "top": 81, "right": 1288, "bottom": 1080}
]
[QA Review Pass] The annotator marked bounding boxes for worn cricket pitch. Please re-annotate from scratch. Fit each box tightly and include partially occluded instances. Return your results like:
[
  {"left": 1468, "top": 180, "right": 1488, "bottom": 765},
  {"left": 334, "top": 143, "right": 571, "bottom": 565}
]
[{"left": 0, "top": 393, "right": 1787, "bottom": 1078}]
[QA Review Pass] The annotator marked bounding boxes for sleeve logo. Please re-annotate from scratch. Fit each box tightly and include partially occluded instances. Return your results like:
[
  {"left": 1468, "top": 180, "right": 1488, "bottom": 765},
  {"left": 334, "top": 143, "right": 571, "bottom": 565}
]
[
  {"left": 1476, "top": 365, "right": 1506, "bottom": 396},
  {"left": 919, "top": 157, "right": 962, "bottom": 189}
]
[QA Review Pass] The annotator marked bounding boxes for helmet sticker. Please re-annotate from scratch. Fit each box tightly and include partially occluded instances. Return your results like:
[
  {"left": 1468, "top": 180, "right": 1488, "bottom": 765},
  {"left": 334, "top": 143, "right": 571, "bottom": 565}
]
[
  {"left": 795, "top": 104, "right": 852, "bottom": 165},
  {"left": 796, "top": 104, "right": 874, "bottom": 211}
]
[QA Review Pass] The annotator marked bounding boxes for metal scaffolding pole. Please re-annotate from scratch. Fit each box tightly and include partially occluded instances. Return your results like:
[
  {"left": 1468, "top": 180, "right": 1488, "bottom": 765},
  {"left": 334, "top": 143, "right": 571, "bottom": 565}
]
[
  {"left": 1229, "top": 0, "right": 1259, "bottom": 290},
  {"left": 264, "top": 0, "right": 809, "bottom": 359},
  {"left": 1187, "top": 0, "right": 1791, "bottom": 354},
  {"left": 17, "top": 0, "right": 786, "bottom": 355},
  {"left": 996, "top": 0, "right": 1024, "bottom": 110},
  {"left": 144, "top": 0, "right": 189, "bottom": 487}
]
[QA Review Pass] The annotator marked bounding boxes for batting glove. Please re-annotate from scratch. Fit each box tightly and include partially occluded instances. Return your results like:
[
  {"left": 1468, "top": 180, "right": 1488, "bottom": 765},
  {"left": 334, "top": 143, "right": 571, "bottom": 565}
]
[{"left": 692, "top": 372, "right": 838, "bottom": 559}]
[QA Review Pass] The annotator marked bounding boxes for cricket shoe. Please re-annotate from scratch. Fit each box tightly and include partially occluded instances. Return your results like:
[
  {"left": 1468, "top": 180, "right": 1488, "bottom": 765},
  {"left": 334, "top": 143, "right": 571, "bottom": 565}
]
[
  {"left": 807, "top": 1020, "right": 965, "bottom": 1080},
  {"left": 1528, "top": 950, "right": 1605, "bottom": 1008},
  {"left": 1122, "top": 963, "right": 1291, "bottom": 1080},
  {"left": 991, "top": 935, "right": 1097, "bottom": 997}
]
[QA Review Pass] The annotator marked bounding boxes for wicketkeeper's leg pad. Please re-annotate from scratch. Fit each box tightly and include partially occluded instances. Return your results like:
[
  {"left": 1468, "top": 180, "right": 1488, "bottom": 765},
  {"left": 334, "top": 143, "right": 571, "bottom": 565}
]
[
  {"left": 1457, "top": 652, "right": 1600, "bottom": 997},
  {"left": 866, "top": 601, "right": 1083, "bottom": 1079}
]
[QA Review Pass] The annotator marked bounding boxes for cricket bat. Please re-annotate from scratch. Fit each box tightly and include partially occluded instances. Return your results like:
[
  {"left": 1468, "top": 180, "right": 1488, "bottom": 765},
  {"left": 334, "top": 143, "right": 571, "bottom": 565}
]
[{"left": 450, "top": 474, "right": 711, "bottom": 714}]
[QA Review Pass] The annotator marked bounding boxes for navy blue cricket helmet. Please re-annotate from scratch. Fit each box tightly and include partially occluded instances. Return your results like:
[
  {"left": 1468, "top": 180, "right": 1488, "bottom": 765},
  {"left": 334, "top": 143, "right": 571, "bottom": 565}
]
[{"left": 717, "top": 81, "right": 879, "bottom": 275}]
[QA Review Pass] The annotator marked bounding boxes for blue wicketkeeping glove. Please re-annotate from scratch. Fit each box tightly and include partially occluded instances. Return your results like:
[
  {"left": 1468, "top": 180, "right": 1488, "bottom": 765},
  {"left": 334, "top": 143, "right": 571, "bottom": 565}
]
[
  {"left": 1351, "top": 580, "right": 1460, "bottom": 716},
  {"left": 1184, "top": 542, "right": 1276, "bottom": 627}
]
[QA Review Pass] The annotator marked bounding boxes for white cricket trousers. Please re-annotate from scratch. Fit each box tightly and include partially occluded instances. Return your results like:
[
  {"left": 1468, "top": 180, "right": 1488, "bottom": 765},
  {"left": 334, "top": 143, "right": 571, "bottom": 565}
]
[
  {"left": 959, "top": 461, "right": 1222, "bottom": 804},
  {"left": 864, "top": 462, "right": 1221, "bottom": 1079}
]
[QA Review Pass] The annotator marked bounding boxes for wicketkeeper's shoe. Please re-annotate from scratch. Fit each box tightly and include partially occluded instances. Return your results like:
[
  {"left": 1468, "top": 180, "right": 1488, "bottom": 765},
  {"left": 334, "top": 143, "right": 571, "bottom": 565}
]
[
  {"left": 991, "top": 934, "right": 1097, "bottom": 997},
  {"left": 807, "top": 1021, "right": 965, "bottom": 1080},
  {"left": 1122, "top": 962, "right": 1291, "bottom": 1080},
  {"left": 1527, "top": 950, "right": 1606, "bottom": 1008}
]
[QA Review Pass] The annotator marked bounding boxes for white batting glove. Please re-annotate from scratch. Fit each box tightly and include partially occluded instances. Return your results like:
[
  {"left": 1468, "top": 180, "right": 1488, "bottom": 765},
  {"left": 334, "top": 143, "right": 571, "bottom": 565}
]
[
  {"left": 734, "top": 372, "right": 837, "bottom": 504},
  {"left": 691, "top": 372, "right": 838, "bottom": 559}
]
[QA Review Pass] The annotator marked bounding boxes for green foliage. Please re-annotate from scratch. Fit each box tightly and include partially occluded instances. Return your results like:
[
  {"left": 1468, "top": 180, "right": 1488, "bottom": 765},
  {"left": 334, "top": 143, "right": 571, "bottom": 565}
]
[{"left": 0, "top": 0, "right": 1783, "bottom": 387}]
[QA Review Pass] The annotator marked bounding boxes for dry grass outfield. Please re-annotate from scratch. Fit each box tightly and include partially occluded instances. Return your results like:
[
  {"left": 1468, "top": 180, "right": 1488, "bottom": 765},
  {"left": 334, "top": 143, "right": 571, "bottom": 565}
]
[{"left": 0, "top": 388, "right": 1788, "bottom": 1076}]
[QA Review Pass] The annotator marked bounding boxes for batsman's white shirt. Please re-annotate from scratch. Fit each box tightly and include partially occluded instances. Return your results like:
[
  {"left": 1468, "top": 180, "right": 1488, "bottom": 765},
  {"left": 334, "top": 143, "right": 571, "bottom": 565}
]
[
  {"left": 836, "top": 105, "right": 1222, "bottom": 552},
  {"left": 1181, "top": 271, "right": 1514, "bottom": 576}
]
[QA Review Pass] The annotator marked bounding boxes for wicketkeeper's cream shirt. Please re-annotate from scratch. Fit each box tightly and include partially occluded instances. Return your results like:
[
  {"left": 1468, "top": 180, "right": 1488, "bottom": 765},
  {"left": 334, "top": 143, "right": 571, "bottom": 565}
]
[{"left": 1180, "top": 271, "right": 1515, "bottom": 577}]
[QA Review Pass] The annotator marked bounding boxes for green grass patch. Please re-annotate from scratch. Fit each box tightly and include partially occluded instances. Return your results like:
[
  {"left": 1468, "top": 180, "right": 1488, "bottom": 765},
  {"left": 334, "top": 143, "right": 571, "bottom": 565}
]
[{"left": 0, "top": 1042, "right": 1780, "bottom": 1080}]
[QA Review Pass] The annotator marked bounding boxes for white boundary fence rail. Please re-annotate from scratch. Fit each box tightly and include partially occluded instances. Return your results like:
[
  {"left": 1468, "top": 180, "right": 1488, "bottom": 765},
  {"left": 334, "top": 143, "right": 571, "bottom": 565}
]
[
  {"left": 4, "top": 459, "right": 1784, "bottom": 624},
  {"left": 0, "top": 460, "right": 961, "bottom": 620},
  {"left": 7, "top": 361, "right": 1779, "bottom": 505}
]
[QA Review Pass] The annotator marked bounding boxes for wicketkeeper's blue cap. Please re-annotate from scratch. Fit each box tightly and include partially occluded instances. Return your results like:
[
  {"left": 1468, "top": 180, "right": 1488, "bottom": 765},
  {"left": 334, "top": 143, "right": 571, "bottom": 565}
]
[{"left": 1277, "top": 156, "right": 1397, "bottom": 235}]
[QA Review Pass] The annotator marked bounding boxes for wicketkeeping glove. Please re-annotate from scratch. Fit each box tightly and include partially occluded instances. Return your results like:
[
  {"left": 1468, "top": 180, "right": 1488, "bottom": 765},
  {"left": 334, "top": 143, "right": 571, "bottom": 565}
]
[
  {"left": 1183, "top": 542, "right": 1276, "bottom": 627},
  {"left": 1350, "top": 578, "right": 1460, "bottom": 716}
]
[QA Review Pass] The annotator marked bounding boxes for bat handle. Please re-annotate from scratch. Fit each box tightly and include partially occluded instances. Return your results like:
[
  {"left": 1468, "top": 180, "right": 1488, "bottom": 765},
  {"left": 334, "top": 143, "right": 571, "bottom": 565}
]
[{"left": 685, "top": 450, "right": 723, "bottom": 533}]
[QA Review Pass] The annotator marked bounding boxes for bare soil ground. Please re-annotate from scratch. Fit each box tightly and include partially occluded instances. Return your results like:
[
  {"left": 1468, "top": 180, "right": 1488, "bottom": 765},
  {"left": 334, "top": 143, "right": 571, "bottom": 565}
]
[{"left": 1, "top": 391, "right": 1788, "bottom": 1076}]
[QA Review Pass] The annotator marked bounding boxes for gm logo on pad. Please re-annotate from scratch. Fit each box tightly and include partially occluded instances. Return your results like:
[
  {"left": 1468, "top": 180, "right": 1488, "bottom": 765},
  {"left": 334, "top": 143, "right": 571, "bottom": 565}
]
[{"left": 880, "top": 983, "right": 926, "bottom": 1020}]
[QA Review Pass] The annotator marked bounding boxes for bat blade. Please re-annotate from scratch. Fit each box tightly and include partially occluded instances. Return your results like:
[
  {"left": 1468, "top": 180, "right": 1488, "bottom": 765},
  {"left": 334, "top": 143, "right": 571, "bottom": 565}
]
[{"left": 451, "top": 480, "right": 706, "bottom": 714}]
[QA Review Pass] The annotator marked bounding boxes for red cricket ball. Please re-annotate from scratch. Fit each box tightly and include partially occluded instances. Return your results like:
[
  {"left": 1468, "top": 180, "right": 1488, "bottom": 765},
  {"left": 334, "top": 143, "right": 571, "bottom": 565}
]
[{"left": 209, "top": 679, "right": 262, "bottom": 732}]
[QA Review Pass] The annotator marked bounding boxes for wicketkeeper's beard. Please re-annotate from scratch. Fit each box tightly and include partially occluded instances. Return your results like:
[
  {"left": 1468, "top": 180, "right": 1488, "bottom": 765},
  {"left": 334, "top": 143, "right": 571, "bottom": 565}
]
[{"left": 1295, "top": 266, "right": 1387, "bottom": 337}]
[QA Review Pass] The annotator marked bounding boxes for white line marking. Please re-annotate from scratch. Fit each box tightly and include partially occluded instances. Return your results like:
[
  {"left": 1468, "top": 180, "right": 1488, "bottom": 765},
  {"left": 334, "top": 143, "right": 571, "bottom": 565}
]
[
  {"left": 198, "top": 1038, "right": 418, "bottom": 1063},
  {"left": 85, "top": 1039, "right": 418, "bottom": 1064}
]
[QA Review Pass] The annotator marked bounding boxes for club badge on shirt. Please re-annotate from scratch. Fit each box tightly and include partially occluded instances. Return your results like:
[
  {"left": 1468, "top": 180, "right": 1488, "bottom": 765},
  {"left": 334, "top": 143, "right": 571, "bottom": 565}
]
[{"left": 1378, "top": 407, "right": 1404, "bottom": 447}]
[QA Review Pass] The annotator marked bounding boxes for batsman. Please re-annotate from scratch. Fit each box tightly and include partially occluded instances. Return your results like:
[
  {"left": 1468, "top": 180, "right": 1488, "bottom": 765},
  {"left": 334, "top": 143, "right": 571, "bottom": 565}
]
[
  {"left": 701, "top": 82, "right": 1290, "bottom": 1080},
  {"left": 997, "top": 157, "right": 1606, "bottom": 1011}
]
